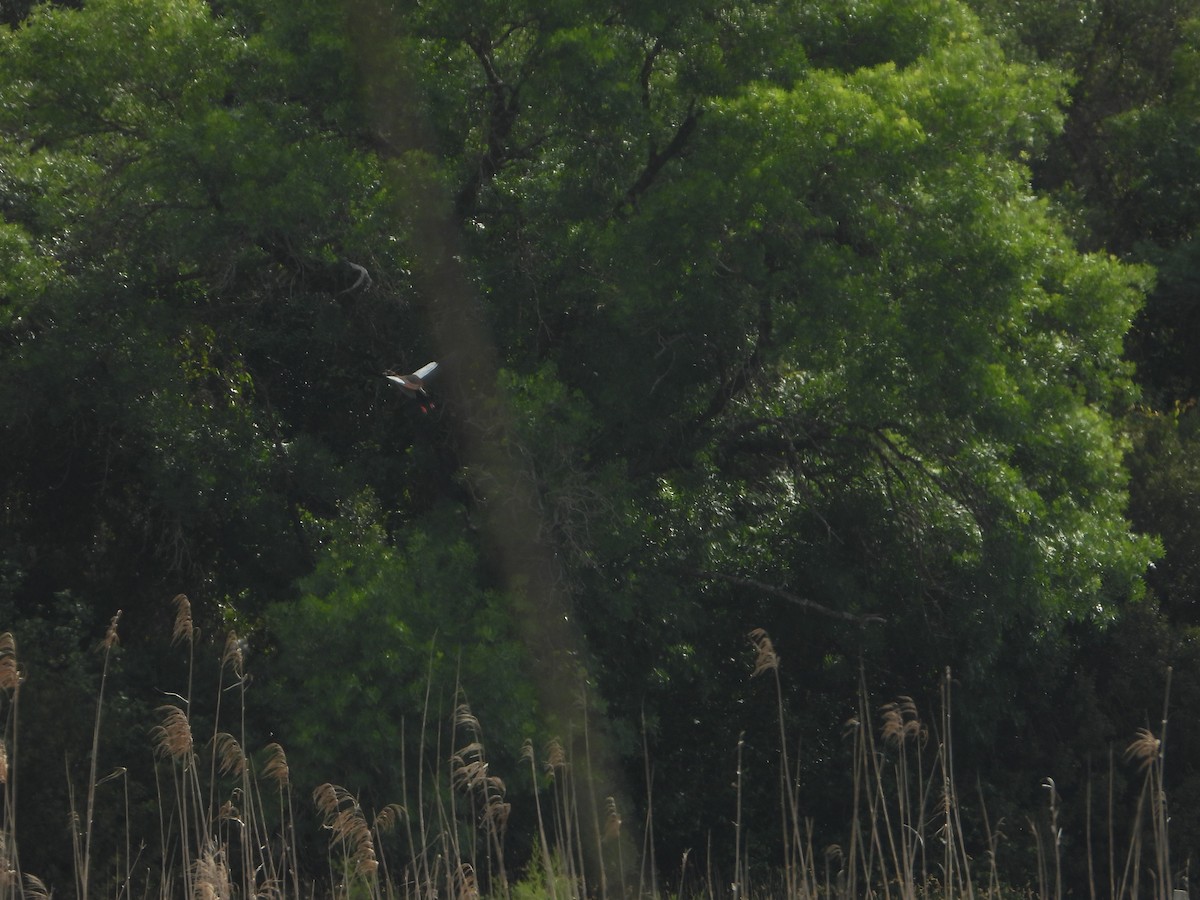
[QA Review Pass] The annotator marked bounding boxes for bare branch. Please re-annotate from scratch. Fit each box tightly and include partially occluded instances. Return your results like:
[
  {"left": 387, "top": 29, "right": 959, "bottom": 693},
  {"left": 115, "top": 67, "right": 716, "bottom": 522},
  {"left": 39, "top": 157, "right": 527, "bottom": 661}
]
[
  {"left": 638, "top": 39, "right": 665, "bottom": 110},
  {"left": 689, "top": 568, "right": 886, "bottom": 625},
  {"left": 622, "top": 103, "right": 700, "bottom": 209}
]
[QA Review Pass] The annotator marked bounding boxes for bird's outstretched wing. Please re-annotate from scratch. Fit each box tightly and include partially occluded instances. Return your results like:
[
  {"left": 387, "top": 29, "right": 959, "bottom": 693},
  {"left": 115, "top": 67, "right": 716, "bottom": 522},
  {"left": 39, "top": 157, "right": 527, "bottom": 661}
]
[
  {"left": 383, "top": 373, "right": 414, "bottom": 389},
  {"left": 382, "top": 361, "right": 439, "bottom": 393},
  {"left": 412, "top": 361, "right": 439, "bottom": 382}
]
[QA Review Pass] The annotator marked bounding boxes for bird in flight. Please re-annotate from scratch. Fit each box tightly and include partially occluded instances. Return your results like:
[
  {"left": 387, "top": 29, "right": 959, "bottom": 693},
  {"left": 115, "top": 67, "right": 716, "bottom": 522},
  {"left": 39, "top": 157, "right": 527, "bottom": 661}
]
[{"left": 384, "top": 361, "right": 439, "bottom": 413}]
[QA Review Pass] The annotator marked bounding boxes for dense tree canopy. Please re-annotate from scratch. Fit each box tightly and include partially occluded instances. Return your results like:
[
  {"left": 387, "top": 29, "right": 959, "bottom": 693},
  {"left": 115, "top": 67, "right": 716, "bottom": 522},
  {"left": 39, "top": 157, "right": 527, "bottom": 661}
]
[{"left": 0, "top": 0, "right": 1194, "bottom": 892}]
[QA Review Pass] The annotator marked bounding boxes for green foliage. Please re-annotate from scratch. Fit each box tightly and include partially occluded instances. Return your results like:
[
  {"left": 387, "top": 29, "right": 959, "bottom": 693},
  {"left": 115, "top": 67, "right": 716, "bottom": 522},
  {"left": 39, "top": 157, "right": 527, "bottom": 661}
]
[
  {"left": 457, "top": 0, "right": 1153, "bottom": 646},
  {"left": 0, "top": 0, "right": 420, "bottom": 628},
  {"left": 510, "top": 848, "right": 576, "bottom": 900},
  {"left": 259, "top": 505, "right": 539, "bottom": 805},
  {"left": 0, "top": 0, "right": 1179, "bottom": 890},
  {"left": 370, "top": 0, "right": 1158, "bottom": 870},
  {"left": 1128, "top": 405, "right": 1200, "bottom": 617},
  {"left": 968, "top": 0, "right": 1200, "bottom": 401}
]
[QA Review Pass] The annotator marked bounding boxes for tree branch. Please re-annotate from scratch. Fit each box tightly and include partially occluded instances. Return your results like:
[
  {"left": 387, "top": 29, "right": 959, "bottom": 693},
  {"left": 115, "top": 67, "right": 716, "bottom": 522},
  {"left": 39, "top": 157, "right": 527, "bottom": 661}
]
[
  {"left": 689, "top": 568, "right": 886, "bottom": 625},
  {"left": 638, "top": 39, "right": 664, "bottom": 110},
  {"left": 621, "top": 103, "right": 700, "bottom": 210},
  {"left": 455, "top": 31, "right": 524, "bottom": 216},
  {"left": 695, "top": 294, "right": 773, "bottom": 429}
]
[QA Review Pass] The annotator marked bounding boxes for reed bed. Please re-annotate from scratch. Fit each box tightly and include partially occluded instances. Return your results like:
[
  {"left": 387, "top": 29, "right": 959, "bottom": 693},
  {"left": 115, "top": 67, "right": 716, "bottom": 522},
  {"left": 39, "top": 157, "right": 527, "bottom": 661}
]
[{"left": 0, "top": 609, "right": 1179, "bottom": 900}]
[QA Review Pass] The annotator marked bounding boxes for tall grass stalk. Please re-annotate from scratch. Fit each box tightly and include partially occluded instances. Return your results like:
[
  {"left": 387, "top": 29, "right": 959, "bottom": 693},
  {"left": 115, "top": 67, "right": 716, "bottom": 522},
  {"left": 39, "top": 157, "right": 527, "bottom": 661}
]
[
  {"left": 523, "top": 738, "right": 557, "bottom": 900},
  {"left": 0, "top": 633, "right": 23, "bottom": 900},
  {"left": 733, "top": 730, "right": 745, "bottom": 900},
  {"left": 1085, "top": 766, "right": 1096, "bottom": 900},
  {"left": 0, "top": 609, "right": 1188, "bottom": 900},
  {"left": 1119, "top": 667, "right": 1173, "bottom": 900},
  {"left": 1109, "top": 747, "right": 1117, "bottom": 900},
  {"left": 977, "top": 781, "right": 1003, "bottom": 899},
  {"left": 640, "top": 712, "right": 657, "bottom": 900},
  {"left": 940, "top": 666, "right": 973, "bottom": 897},
  {"left": 452, "top": 700, "right": 510, "bottom": 899},
  {"left": 749, "top": 628, "right": 808, "bottom": 899},
  {"left": 77, "top": 610, "right": 120, "bottom": 900},
  {"left": 580, "top": 689, "right": 609, "bottom": 900}
]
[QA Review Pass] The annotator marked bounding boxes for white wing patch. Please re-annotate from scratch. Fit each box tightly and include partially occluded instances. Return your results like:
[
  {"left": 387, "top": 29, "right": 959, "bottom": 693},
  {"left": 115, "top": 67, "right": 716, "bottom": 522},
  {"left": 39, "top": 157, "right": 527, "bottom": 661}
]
[{"left": 412, "top": 361, "right": 439, "bottom": 381}]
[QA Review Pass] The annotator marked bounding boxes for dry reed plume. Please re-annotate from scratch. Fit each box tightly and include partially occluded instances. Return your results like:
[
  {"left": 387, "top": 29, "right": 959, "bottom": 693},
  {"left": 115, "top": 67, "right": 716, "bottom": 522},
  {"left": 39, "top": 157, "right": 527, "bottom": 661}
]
[
  {"left": 22, "top": 873, "right": 48, "bottom": 900},
  {"left": 313, "top": 783, "right": 380, "bottom": 878},
  {"left": 0, "top": 602, "right": 1182, "bottom": 900},
  {"left": 879, "top": 696, "right": 924, "bottom": 748},
  {"left": 213, "top": 732, "right": 246, "bottom": 778},
  {"left": 194, "top": 845, "right": 233, "bottom": 900},
  {"left": 0, "top": 634, "right": 20, "bottom": 693},
  {"left": 1125, "top": 728, "right": 1161, "bottom": 771},
  {"left": 173, "top": 594, "right": 195, "bottom": 645},
  {"left": 154, "top": 705, "right": 195, "bottom": 762},
  {"left": 603, "top": 796, "right": 621, "bottom": 842},
  {"left": 748, "top": 627, "right": 778, "bottom": 677},
  {"left": 101, "top": 611, "right": 121, "bottom": 652},
  {"left": 375, "top": 803, "right": 405, "bottom": 833},
  {"left": 221, "top": 631, "right": 244, "bottom": 677},
  {"left": 262, "top": 742, "right": 290, "bottom": 789}
]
